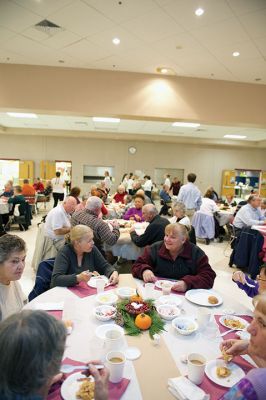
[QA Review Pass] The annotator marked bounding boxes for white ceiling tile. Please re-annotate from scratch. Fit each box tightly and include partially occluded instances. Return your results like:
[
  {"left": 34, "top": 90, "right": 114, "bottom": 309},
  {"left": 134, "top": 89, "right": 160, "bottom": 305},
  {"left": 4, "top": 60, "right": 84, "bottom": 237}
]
[
  {"left": 48, "top": 0, "right": 115, "bottom": 37},
  {"left": 254, "top": 36, "right": 266, "bottom": 57},
  {"left": 83, "top": 0, "right": 156, "bottom": 24},
  {"left": 0, "top": 26, "right": 17, "bottom": 44},
  {"left": 211, "top": 40, "right": 262, "bottom": 61},
  {"left": 0, "top": 0, "right": 41, "bottom": 33},
  {"left": 61, "top": 38, "right": 113, "bottom": 62},
  {"left": 227, "top": 0, "right": 266, "bottom": 16},
  {"left": 238, "top": 9, "right": 266, "bottom": 39},
  {"left": 43, "top": 30, "right": 82, "bottom": 50},
  {"left": 11, "top": 0, "right": 74, "bottom": 18},
  {"left": 2, "top": 34, "right": 57, "bottom": 59},
  {"left": 121, "top": 7, "right": 184, "bottom": 43},
  {"left": 20, "top": 26, "right": 54, "bottom": 42},
  {"left": 0, "top": 48, "right": 29, "bottom": 64}
]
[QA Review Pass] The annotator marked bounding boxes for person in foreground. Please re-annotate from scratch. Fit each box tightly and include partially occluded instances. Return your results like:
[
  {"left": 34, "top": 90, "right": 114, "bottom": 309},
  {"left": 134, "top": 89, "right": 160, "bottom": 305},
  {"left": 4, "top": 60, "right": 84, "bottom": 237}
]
[
  {"left": 0, "top": 310, "right": 109, "bottom": 400},
  {"left": 220, "top": 294, "right": 266, "bottom": 400},
  {"left": 51, "top": 225, "right": 119, "bottom": 288},
  {"left": 0, "top": 234, "right": 26, "bottom": 321},
  {"left": 232, "top": 264, "right": 266, "bottom": 298},
  {"left": 132, "top": 223, "right": 216, "bottom": 292}
]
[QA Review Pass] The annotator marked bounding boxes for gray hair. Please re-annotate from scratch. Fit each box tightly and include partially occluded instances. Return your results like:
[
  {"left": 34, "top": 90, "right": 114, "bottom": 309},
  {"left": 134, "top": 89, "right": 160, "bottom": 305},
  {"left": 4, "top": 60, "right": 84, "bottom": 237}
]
[
  {"left": 86, "top": 196, "right": 102, "bottom": 211},
  {"left": 173, "top": 202, "right": 186, "bottom": 216},
  {"left": 70, "top": 225, "right": 93, "bottom": 243},
  {"left": 165, "top": 223, "right": 188, "bottom": 241},
  {"left": 142, "top": 204, "right": 158, "bottom": 216},
  {"left": 0, "top": 310, "right": 66, "bottom": 396},
  {"left": 0, "top": 234, "right": 26, "bottom": 265},
  {"left": 261, "top": 198, "right": 266, "bottom": 205}
]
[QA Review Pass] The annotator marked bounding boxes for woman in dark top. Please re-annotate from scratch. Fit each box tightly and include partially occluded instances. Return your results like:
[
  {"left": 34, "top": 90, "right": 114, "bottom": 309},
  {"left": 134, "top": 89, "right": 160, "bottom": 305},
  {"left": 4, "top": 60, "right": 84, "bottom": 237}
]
[
  {"left": 69, "top": 186, "right": 81, "bottom": 204},
  {"left": 51, "top": 225, "right": 119, "bottom": 288}
]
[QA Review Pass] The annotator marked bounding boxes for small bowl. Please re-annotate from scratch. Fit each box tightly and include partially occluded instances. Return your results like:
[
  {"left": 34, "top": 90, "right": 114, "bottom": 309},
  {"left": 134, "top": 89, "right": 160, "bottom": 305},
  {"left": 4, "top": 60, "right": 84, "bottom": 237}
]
[
  {"left": 172, "top": 317, "right": 198, "bottom": 335},
  {"left": 116, "top": 287, "right": 136, "bottom": 299},
  {"left": 93, "top": 305, "right": 116, "bottom": 321},
  {"left": 156, "top": 304, "right": 180, "bottom": 321},
  {"left": 96, "top": 292, "right": 118, "bottom": 306}
]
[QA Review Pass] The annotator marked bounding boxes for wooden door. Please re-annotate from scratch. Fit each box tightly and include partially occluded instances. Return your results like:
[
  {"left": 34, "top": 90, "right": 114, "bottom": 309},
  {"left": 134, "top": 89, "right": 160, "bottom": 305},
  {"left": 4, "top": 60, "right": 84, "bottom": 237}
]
[
  {"left": 19, "top": 160, "right": 34, "bottom": 185},
  {"left": 40, "top": 161, "right": 56, "bottom": 182},
  {"left": 260, "top": 171, "right": 266, "bottom": 197},
  {"left": 221, "top": 170, "right": 235, "bottom": 197}
]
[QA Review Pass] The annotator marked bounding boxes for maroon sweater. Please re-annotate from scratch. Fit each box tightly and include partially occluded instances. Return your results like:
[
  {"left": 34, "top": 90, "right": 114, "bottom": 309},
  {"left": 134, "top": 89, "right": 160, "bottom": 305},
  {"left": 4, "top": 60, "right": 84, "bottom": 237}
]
[{"left": 132, "top": 240, "right": 216, "bottom": 290}]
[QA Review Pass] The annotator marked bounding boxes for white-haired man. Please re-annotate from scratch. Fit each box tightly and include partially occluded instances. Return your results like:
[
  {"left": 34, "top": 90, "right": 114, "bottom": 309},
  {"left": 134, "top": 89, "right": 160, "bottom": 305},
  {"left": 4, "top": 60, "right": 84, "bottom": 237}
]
[{"left": 71, "top": 196, "right": 120, "bottom": 255}]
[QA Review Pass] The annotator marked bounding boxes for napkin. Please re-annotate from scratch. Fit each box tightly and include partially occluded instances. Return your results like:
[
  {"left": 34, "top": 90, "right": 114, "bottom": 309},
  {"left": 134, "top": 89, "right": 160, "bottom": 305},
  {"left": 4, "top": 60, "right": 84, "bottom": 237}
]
[
  {"left": 68, "top": 281, "right": 115, "bottom": 298},
  {"left": 33, "top": 302, "right": 64, "bottom": 311},
  {"left": 168, "top": 377, "right": 210, "bottom": 400}
]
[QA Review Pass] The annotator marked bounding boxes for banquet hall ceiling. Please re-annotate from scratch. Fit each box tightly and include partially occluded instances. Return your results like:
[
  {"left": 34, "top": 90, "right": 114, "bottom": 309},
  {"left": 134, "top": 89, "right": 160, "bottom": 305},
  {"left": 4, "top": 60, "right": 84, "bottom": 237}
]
[{"left": 0, "top": 0, "right": 266, "bottom": 145}]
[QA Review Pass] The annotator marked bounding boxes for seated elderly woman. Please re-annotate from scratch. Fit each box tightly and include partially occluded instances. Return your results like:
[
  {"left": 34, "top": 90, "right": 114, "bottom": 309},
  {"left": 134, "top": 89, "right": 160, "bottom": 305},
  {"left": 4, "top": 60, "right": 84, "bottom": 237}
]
[
  {"left": 220, "top": 294, "right": 266, "bottom": 400},
  {"left": 51, "top": 225, "right": 119, "bottom": 288},
  {"left": 123, "top": 194, "right": 145, "bottom": 222},
  {"left": 0, "top": 234, "right": 26, "bottom": 321},
  {"left": 169, "top": 202, "right": 190, "bottom": 227},
  {"left": 0, "top": 310, "right": 109, "bottom": 400},
  {"left": 112, "top": 184, "right": 127, "bottom": 204},
  {"left": 132, "top": 223, "right": 216, "bottom": 292}
]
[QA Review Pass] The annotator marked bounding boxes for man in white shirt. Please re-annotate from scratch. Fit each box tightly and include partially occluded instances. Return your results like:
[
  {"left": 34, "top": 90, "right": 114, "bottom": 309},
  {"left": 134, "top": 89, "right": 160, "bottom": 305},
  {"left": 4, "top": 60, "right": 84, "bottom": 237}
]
[
  {"left": 44, "top": 196, "right": 77, "bottom": 249},
  {"left": 143, "top": 175, "right": 153, "bottom": 200},
  {"left": 51, "top": 171, "right": 65, "bottom": 207},
  {"left": 164, "top": 174, "right": 171, "bottom": 188},
  {"left": 177, "top": 173, "right": 202, "bottom": 220},
  {"left": 233, "top": 195, "right": 266, "bottom": 229}
]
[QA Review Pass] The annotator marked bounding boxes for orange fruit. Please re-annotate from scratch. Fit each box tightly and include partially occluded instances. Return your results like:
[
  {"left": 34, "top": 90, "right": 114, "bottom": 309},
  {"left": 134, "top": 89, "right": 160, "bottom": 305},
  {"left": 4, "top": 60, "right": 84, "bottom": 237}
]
[
  {"left": 135, "top": 313, "right": 152, "bottom": 330},
  {"left": 130, "top": 295, "right": 143, "bottom": 303}
]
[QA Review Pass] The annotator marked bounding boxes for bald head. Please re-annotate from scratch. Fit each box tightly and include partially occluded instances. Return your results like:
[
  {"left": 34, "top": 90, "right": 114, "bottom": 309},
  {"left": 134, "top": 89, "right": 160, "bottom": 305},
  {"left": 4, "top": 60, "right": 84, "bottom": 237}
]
[
  {"left": 142, "top": 204, "right": 158, "bottom": 222},
  {"left": 63, "top": 196, "right": 77, "bottom": 214}
]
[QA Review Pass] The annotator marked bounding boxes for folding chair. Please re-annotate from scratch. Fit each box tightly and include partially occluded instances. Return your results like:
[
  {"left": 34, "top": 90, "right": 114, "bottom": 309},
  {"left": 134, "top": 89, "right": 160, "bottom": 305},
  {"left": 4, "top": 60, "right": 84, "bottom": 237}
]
[{"left": 28, "top": 258, "right": 55, "bottom": 301}]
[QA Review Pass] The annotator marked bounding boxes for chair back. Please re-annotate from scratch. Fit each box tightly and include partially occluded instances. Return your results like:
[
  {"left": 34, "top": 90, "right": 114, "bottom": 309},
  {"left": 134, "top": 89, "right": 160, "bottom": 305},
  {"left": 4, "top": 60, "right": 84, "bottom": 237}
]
[{"left": 28, "top": 258, "right": 55, "bottom": 301}]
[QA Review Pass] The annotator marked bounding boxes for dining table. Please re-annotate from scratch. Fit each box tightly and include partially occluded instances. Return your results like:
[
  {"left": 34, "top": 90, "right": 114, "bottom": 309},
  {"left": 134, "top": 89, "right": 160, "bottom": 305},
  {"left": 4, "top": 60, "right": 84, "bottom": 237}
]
[{"left": 24, "top": 272, "right": 256, "bottom": 400}]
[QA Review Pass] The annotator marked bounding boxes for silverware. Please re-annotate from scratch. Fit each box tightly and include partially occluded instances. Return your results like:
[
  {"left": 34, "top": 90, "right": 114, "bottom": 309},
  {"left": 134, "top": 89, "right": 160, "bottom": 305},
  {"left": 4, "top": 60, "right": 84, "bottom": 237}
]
[
  {"left": 217, "top": 328, "right": 236, "bottom": 337},
  {"left": 60, "top": 364, "right": 104, "bottom": 374}
]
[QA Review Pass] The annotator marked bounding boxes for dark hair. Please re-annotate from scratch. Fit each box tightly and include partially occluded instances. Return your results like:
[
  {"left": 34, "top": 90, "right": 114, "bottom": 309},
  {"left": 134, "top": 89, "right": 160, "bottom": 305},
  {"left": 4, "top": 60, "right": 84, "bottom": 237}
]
[
  {"left": 14, "top": 185, "right": 22, "bottom": 194},
  {"left": 144, "top": 175, "right": 151, "bottom": 180},
  {"left": 248, "top": 194, "right": 260, "bottom": 203},
  {"left": 0, "top": 310, "right": 66, "bottom": 396},
  {"left": 204, "top": 190, "right": 213, "bottom": 199},
  {"left": 187, "top": 173, "right": 196, "bottom": 183},
  {"left": 70, "top": 186, "right": 81, "bottom": 197},
  {"left": 133, "top": 194, "right": 145, "bottom": 202},
  {"left": 129, "top": 173, "right": 133, "bottom": 178},
  {"left": 56, "top": 171, "right": 61, "bottom": 177},
  {"left": 0, "top": 234, "right": 26, "bottom": 264},
  {"left": 23, "top": 179, "right": 29, "bottom": 184}
]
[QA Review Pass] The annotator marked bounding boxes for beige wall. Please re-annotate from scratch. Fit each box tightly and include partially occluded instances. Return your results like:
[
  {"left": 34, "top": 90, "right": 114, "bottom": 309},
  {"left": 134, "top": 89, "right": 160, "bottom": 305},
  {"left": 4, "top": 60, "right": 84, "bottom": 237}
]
[
  {"left": 1, "top": 64, "right": 266, "bottom": 127},
  {"left": 0, "top": 133, "right": 265, "bottom": 195}
]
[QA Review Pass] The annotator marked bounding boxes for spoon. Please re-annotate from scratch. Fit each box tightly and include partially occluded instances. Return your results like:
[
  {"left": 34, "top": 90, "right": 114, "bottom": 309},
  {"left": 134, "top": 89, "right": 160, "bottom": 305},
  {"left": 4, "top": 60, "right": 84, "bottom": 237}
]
[
  {"left": 218, "top": 329, "right": 237, "bottom": 338},
  {"left": 60, "top": 364, "right": 104, "bottom": 374}
]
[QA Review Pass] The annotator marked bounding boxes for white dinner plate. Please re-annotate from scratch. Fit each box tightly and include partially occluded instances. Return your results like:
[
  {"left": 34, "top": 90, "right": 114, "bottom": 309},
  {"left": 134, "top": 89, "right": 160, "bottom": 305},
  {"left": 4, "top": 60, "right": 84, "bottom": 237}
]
[
  {"left": 61, "top": 372, "right": 94, "bottom": 400},
  {"left": 219, "top": 315, "right": 249, "bottom": 331},
  {"left": 155, "top": 280, "right": 177, "bottom": 290},
  {"left": 87, "top": 275, "right": 109, "bottom": 288},
  {"left": 205, "top": 360, "right": 245, "bottom": 388},
  {"left": 155, "top": 295, "right": 183, "bottom": 307},
  {"left": 95, "top": 323, "right": 124, "bottom": 340},
  {"left": 185, "top": 289, "right": 223, "bottom": 307}
]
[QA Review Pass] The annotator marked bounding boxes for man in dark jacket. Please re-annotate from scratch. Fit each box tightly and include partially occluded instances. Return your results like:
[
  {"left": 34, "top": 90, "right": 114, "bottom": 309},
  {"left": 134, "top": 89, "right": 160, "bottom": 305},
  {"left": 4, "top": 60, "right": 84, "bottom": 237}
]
[{"left": 130, "top": 204, "right": 169, "bottom": 247}]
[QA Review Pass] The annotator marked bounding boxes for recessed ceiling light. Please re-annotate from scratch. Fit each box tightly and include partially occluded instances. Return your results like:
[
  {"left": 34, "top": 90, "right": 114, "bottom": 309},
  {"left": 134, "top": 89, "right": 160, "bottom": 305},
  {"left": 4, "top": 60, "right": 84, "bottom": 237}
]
[
  {"left": 172, "top": 122, "right": 200, "bottom": 128},
  {"left": 6, "top": 112, "right": 38, "bottom": 119},
  {"left": 156, "top": 67, "right": 168, "bottom": 74},
  {"left": 112, "top": 37, "right": 120, "bottom": 45},
  {"left": 224, "top": 134, "right": 247, "bottom": 139},
  {"left": 195, "top": 8, "right": 204, "bottom": 16},
  {"left": 92, "top": 117, "right": 120, "bottom": 123},
  {"left": 232, "top": 51, "right": 240, "bottom": 57}
]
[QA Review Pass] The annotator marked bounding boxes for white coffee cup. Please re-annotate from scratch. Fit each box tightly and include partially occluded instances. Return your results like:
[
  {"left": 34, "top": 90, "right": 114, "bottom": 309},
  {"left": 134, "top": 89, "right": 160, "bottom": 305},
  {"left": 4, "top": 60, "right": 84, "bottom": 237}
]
[
  {"left": 187, "top": 353, "right": 206, "bottom": 385},
  {"left": 104, "top": 329, "right": 124, "bottom": 352},
  {"left": 162, "top": 282, "right": 172, "bottom": 295},
  {"left": 96, "top": 278, "right": 106, "bottom": 294},
  {"left": 106, "top": 351, "right": 126, "bottom": 383},
  {"left": 197, "top": 308, "right": 211, "bottom": 327},
  {"left": 145, "top": 283, "right": 155, "bottom": 299}
]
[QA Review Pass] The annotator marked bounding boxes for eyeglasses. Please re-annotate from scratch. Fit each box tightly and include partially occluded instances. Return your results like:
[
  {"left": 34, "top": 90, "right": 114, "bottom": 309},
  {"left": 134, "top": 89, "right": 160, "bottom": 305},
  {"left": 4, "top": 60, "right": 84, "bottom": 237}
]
[{"left": 256, "top": 275, "right": 266, "bottom": 282}]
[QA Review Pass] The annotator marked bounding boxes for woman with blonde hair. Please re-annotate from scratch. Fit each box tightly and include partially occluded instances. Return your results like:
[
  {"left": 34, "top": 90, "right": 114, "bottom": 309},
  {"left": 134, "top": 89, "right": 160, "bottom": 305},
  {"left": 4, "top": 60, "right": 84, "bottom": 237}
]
[
  {"left": 51, "top": 225, "right": 118, "bottom": 288},
  {"left": 132, "top": 223, "right": 215, "bottom": 292},
  {"left": 220, "top": 294, "right": 266, "bottom": 399}
]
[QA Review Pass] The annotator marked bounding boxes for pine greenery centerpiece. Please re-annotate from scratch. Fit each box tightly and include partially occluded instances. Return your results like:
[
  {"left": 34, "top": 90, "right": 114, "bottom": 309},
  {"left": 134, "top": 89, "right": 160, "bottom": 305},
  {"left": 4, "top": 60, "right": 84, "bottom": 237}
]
[{"left": 115, "top": 297, "right": 165, "bottom": 339}]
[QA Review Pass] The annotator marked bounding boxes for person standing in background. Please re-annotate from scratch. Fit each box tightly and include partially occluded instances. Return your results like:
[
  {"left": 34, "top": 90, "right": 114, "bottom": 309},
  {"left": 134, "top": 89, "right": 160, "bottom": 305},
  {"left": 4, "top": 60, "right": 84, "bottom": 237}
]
[
  {"left": 170, "top": 177, "right": 181, "bottom": 196},
  {"left": 143, "top": 175, "right": 153, "bottom": 200},
  {"left": 51, "top": 172, "right": 65, "bottom": 208},
  {"left": 103, "top": 171, "right": 111, "bottom": 194},
  {"left": 177, "top": 173, "right": 202, "bottom": 220},
  {"left": 127, "top": 173, "right": 134, "bottom": 195},
  {"left": 164, "top": 174, "right": 171, "bottom": 188}
]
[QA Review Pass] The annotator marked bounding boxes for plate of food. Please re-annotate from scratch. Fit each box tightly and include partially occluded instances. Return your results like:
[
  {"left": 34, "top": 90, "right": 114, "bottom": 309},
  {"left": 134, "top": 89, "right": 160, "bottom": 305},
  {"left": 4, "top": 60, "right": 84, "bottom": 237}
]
[
  {"left": 93, "top": 305, "right": 116, "bottom": 321},
  {"left": 96, "top": 292, "right": 118, "bottom": 306},
  {"left": 185, "top": 289, "right": 223, "bottom": 307},
  {"left": 61, "top": 372, "right": 95, "bottom": 400},
  {"left": 87, "top": 275, "right": 109, "bottom": 289},
  {"left": 219, "top": 315, "right": 249, "bottom": 331},
  {"left": 205, "top": 360, "right": 245, "bottom": 388},
  {"left": 116, "top": 287, "right": 136, "bottom": 299},
  {"left": 172, "top": 317, "right": 198, "bottom": 335},
  {"left": 156, "top": 304, "right": 180, "bottom": 320},
  {"left": 155, "top": 280, "right": 177, "bottom": 290},
  {"left": 95, "top": 323, "right": 124, "bottom": 340}
]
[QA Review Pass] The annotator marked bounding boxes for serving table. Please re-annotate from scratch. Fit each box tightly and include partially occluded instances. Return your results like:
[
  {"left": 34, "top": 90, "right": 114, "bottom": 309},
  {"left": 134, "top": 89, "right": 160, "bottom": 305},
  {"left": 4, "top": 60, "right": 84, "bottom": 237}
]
[{"left": 25, "top": 274, "right": 255, "bottom": 400}]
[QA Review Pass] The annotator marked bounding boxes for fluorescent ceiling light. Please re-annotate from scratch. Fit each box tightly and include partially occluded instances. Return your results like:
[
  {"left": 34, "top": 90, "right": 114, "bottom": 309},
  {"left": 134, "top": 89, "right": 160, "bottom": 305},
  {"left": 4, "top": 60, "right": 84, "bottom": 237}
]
[
  {"left": 195, "top": 8, "right": 204, "bottom": 16},
  {"left": 232, "top": 51, "right": 240, "bottom": 57},
  {"left": 224, "top": 134, "right": 247, "bottom": 139},
  {"left": 112, "top": 37, "right": 120, "bottom": 45},
  {"left": 92, "top": 117, "right": 120, "bottom": 123},
  {"left": 172, "top": 122, "right": 200, "bottom": 128},
  {"left": 6, "top": 112, "right": 38, "bottom": 118}
]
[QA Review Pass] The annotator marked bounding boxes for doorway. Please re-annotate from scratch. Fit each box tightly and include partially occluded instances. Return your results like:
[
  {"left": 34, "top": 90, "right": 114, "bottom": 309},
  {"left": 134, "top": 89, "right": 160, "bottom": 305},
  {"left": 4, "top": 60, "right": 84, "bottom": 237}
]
[
  {"left": 55, "top": 160, "right": 72, "bottom": 194},
  {"left": 154, "top": 168, "right": 184, "bottom": 187}
]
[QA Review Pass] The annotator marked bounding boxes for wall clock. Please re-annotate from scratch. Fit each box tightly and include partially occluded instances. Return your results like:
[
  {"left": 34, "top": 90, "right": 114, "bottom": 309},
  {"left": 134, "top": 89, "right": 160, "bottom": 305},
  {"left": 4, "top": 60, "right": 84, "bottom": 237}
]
[{"left": 128, "top": 146, "right": 137, "bottom": 155}]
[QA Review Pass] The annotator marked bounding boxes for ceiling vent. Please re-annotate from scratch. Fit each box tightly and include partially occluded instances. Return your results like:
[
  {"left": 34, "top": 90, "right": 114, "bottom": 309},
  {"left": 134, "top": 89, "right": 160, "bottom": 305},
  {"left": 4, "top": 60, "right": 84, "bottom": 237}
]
[{"left": 34, "top": 19, "right": 64, "bottom": 36}]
